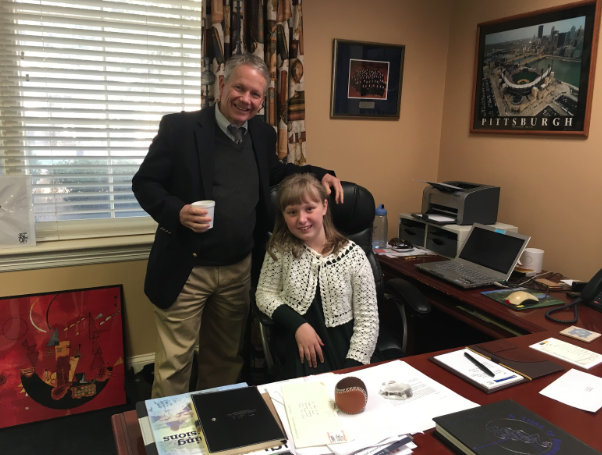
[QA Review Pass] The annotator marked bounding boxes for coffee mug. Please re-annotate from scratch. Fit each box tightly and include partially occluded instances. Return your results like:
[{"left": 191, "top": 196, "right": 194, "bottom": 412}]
[{"left": 521, "top": 248, "right": 544, "bottom": 273}]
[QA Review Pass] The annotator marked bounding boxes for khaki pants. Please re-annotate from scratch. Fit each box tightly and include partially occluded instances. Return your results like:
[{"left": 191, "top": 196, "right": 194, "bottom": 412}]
[{"left": 151, "top": 254, "right": 251, "bottom": 398}]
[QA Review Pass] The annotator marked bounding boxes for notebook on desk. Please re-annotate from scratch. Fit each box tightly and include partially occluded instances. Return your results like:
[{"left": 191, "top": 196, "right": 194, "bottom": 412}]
[{"left": 415, "top": 223, "right": 530, "bottom": 289}]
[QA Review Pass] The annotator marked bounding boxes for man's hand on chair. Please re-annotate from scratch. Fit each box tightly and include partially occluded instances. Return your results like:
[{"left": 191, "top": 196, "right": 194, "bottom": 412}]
[{"left": 321, "top": 174, "right": 344, "bottom": 204}]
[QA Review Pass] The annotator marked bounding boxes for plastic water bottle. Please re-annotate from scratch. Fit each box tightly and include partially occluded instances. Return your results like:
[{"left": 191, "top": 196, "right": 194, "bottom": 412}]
[{"left": 372, "top": 204, "right": 388, "bottom": 249}]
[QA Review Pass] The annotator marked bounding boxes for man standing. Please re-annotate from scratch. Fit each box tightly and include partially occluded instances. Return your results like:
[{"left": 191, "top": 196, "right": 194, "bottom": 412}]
[{"left": 133, "top": 53, "right": 342, "bottom": 398}]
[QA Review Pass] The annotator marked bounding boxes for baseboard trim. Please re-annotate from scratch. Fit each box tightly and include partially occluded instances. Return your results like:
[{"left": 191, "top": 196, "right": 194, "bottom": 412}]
[{"left": 127, "top": 352, "right": 156, "bottom": 374}]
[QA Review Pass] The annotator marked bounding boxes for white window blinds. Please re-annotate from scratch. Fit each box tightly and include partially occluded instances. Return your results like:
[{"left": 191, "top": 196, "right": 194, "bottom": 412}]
[{"left": 0, "top": 0, "right": 202, "bottom": 241}]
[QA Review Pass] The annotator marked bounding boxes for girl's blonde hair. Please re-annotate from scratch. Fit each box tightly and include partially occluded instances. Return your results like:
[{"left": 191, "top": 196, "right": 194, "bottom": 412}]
[{"left": 267, "top": 174, "right": 347, "bottom": 259}]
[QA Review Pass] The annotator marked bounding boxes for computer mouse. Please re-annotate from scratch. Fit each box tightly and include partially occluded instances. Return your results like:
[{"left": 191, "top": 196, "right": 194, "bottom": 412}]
[{"left": 505, "top": 291, "right": 539, "bottom": 306}]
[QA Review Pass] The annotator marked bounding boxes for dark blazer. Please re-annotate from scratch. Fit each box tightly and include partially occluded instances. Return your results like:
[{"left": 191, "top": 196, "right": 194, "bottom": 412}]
[{"left": 132, "top": 106, "right": 333, "bottom": 309}]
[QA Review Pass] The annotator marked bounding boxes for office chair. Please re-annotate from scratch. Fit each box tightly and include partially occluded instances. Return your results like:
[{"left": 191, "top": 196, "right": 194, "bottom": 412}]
[{"left": 253, "top": 181, "right": 431, "bottom": 378}]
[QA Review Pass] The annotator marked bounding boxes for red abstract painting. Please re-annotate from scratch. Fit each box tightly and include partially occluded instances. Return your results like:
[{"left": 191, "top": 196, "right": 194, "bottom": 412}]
[{"left": 0, "top": 285, "right": 125, "bottom": 428}]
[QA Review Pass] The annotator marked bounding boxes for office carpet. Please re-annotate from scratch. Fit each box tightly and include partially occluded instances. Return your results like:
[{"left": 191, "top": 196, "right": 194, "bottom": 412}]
[{"left": 1, "top": 402, "right": 137, "bottom": 455}]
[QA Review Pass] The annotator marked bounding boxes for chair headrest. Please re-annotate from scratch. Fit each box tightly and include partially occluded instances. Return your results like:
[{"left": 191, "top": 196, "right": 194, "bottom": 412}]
[{"left": 269, "top": 181, "right": 375, "bottom": 236}]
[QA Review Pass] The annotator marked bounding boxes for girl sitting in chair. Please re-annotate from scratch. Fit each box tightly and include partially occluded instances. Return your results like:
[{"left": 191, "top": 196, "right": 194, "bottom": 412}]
[{"left": 256, "top": 173, "right": 379, "bottom": 379}]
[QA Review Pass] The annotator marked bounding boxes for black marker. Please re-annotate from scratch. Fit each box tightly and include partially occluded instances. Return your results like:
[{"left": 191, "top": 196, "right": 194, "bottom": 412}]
[{"left": 464, "top": 352, "right": 495, "bottom": 377}]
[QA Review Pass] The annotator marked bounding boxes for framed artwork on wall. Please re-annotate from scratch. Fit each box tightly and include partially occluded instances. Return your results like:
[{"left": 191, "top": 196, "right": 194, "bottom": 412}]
[
  {"left": 330, "top": 39, "right": 405, "bottom": 119},
  {"left": 0, "top": 285, "right": 125, "bottom": 429},
  {"left": 470, "top": 0, "right": 601, "bottom": 136}
]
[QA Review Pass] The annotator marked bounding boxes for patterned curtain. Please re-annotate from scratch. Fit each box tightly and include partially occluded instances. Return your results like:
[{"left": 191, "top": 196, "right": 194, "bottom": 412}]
[{"left": 201, "top": 0, "right": 306, "bottom": 165}]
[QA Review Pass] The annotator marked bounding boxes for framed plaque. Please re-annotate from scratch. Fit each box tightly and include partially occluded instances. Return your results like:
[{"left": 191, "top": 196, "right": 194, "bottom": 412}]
[{"left": 331, "top": 39, "right": 405, "bottom": 119}]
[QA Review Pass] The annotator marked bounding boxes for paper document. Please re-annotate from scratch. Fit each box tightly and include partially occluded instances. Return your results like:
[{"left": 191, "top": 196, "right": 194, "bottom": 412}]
[
  {"left": 540, "top": 368, "right": 602, "bottom": 413},
  {"left": 260, "top": 375, "right": 335, "bottom": 455},
  {"left": 530, "top": 337, "right": 602, "bottom": 369},
  {"left": 411, "top": 213, "right": 456, "bottom": 223},
  {"left": 373, "top": 247, "right": 435, "bottom": 259},
  {"left": 423, "top": 214, "right": 455, "bottom": 223},
  {"left": 433, "top": 349, "right": 523, "bottom": 390},
  {"left": 319, "top": 360, "right": 478, "bottom": 454},
  {"left": 281, "top": 381, "right": 348, "bottom": 449},
  {"left": 0, "top": 176, "right": 36, "bottom": 248},
  {"left": 414, "top": 180, "right": 463, "bottom": 191},
  {"left": 351, "top": 437, "right": 416, "bottom": 455}
]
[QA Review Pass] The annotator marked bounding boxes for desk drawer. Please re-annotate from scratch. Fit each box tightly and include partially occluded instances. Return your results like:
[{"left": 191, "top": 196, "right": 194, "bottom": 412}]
[
  {"left": 399, "top": 217, "right": 426, "bottom": 247},
  {"left": 426, "top": 226, "right": 458, "bottom": 258}
]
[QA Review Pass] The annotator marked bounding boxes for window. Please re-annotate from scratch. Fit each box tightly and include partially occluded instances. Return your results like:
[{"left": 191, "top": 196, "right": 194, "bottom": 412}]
[{"left": 0, "top": 0, "right": 202, "bottom": 241}]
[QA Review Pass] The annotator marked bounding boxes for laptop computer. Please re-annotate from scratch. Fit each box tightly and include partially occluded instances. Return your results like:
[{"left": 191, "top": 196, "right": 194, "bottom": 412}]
[{"left": 415, "top": 223, "right": 530, "bottom": 289}]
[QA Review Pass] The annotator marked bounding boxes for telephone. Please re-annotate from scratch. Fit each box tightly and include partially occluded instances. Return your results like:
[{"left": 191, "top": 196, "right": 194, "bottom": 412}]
[
  {"left": 545, "top": 268, "right": 602, "bottom": 324},
  {"left": 581, "top": 267, "right": 602, "bottom": 312}
]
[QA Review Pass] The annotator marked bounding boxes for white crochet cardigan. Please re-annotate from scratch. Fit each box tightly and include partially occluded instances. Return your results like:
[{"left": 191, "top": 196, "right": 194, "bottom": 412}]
[{"left": 256, "top": 240, "right": 379, "bottom": 365}]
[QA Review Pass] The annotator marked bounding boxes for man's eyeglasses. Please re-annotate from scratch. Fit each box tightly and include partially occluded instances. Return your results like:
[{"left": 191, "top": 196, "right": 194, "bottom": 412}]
[{"left": 388, "top": 238, "right": 414, "bottom": 251}]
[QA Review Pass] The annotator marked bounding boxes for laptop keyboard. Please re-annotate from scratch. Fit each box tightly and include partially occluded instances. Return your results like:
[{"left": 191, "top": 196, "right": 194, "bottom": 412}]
[{"left": 434, "top": 261, "right": 495, "bottom": 282}]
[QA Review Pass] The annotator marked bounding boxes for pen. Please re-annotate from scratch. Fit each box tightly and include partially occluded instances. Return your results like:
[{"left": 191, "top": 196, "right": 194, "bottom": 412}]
[{"left": 464, "top": 352, "right": 495, "bottom": 377}]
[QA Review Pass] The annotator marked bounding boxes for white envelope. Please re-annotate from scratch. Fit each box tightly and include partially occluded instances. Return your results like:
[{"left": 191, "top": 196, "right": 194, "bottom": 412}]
[
  {"left": 0, "top": 176, "right": 36, "bottom": 248},
  {"left": 281, "top": 381, "right": 351, "bottom": 449}
]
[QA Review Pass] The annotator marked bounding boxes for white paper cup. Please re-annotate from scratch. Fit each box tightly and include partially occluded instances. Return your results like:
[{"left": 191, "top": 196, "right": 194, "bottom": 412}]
[
  {"left": 192, "top": 200, "right": 215, "bottom": 229},
  {"left": 521, "top": 248, "right": 544, "bottom": 273}
]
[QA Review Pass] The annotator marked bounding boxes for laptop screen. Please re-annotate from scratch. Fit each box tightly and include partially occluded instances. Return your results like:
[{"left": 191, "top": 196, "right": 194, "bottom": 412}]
[{"left": 459, "top": 227, "right": 526, "bottom": 274}]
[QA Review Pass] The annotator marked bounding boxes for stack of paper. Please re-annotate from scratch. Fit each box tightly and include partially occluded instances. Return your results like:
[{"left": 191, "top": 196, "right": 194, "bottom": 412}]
[
  {"left": 372, "top": 247, "right": 435, "bottom": 259},
  {"left": 260, "top": 360, "right": 479, "bottom": 455},
  {"left": 281, "top": 381, "right": 348, "bottom": 448}
]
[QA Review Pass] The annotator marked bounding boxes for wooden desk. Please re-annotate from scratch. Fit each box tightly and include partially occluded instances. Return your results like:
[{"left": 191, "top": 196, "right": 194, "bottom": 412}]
[
  {"left": 112, "top": 409, "right": 146, "bottom": 455},
  {"left": 113, "top": 256, "right": 602, "bottom": 454},
  {"left": 112, "top": 330, "right": 602, "bottom": 454},
  {"left": 378, "top": 255, "right": 602, "bottom": 339},
  {"left": 407, "top": 331, "right": 602, "bottom": 454}
]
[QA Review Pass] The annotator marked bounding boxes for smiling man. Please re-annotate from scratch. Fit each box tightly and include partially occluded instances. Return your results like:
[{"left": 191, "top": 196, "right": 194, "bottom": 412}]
[
  {"left": 218, "top": 63, "right": 265, "bottom": 126},
  {"left": 132, "top": 53, "right": 343, "bottom": 398}
]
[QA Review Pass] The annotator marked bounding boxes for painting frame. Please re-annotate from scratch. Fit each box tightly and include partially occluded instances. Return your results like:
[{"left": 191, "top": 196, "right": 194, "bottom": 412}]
[
  {"left": 470, "top": 0, "right": 601, "bottom": 136},
  {"left": 330, "top": 39, "right": 405, "bottom": 119},
  {"left": 0, "top": 285, "right": 126, "bottom": 429}
]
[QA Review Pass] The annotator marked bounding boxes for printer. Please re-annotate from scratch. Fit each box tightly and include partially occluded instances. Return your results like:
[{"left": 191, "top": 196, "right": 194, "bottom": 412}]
[{"left": 420, "top": 181, "right": 500, "bottom": 225}]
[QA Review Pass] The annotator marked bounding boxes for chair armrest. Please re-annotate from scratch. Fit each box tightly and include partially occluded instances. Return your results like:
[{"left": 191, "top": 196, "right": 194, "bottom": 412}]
[
  {"left": 250, "top": 298, "right": 276, "bottom": 374},
  {"left": 384, "top": 278, "right": 431, "bottom": 314},
  {"left": 251, "top": 301, "right": 275, "bottom": 326}
]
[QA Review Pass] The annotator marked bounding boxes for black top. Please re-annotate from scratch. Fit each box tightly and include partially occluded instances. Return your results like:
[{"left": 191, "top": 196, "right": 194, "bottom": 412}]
[
  {"left": 194, "top": 128, "right": 258, "bottom": 266},
  {"left": 272, "top": 282, "right": 381, "bottom": 379}
]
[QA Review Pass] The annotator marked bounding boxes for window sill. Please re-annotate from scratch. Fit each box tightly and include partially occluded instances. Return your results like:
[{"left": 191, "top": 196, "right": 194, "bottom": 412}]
[{"left": 0, "top": 234, "right": 154, "bottom": 273}]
